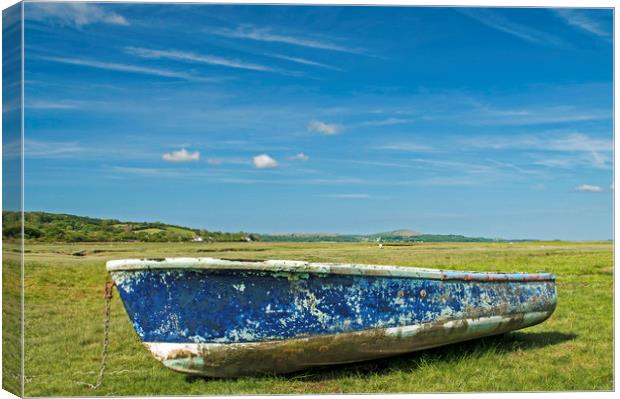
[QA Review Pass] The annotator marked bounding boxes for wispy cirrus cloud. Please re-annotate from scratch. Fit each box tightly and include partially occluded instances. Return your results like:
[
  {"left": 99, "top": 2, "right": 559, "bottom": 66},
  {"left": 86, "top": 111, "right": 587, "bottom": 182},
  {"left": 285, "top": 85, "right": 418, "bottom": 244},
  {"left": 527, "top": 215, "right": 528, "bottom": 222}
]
[
  {"left": 27, "top": 3, "right": 129, "bottom": 27},
  {"left": 532, "top": 153, "right": 611, "bottom": 170},
  {"left": 345, "top": 157, "right": 541, "bottom": 181},
  {"left": 25, "top": 140, "right": 85, "bottom": 158},
  {"left": 110, "top": 166, "right": 188, "bottom": 178},
  {"left": 206, "top": 157, "right": 250, "bottom": 166},
  {"left": 213, "top": 176, "right": 366, "bottom": 185},
  {"left": 466, "top": 104, "right": 611, "bottom": 126},
  {"left": 463, "top": 132, "right": 611, "bottom": 152},
  {"left": 372, "top": 142, "right": 432, "bottom": 152},
  {"left": 410, "top": 158, "right": 506, "bottom": 176},
  {"left": 459, "top": 8, "right": 563, "bottom": 46},
  {"left": 554, "top": 9, "right": 611, "bottom": 37},
  {"left": 321, "top": 193, "right": 371, "bottom": 199},
  {"left": 162, "top": 148, "right": 200, "bottom": 162},
  {"left": 269, "top": 53, "right": 344, "bottom": 71},
  {"left": 23, "top": 139, "right": 157, "bottom": 160},
  {"left": 357, "top": 117, "right": 410, "bottom": 127},
  {"left": 400, "top": 159, "right": 540, "bottom": 187},
  {"left": 211, "top": 25, "right": 365, "bottom": 54},
  {"left": 378, "top": 87, "right": 610, "bottom": 127},
  {"left": 125, "top": 47, "right": 294, "bottom": 75},
  {"left": 463, "top": 132, "right": 612, "bottom": 170},
  {"left": 26, "top": 99, "right": 110, "bottom": 110},
  {"left": 37, "top": 56, "right": 221, "bottom": 82}
]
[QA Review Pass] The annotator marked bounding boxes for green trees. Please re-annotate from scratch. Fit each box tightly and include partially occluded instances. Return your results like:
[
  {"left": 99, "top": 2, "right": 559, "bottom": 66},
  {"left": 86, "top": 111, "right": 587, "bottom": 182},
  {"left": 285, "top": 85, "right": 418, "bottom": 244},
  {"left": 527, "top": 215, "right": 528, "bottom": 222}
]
[
  {"left": 2, "top": 211, "right": 257, "bottom": 243},
  {"left": 2, "top": 211, "right": 498, "bottom": 243}
]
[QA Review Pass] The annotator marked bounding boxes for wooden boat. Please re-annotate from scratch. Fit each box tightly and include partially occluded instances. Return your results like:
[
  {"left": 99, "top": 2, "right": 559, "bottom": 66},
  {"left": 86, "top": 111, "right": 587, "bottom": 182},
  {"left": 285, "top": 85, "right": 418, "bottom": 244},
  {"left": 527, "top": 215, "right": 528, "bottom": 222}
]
[{"left": 106, "top": 257, "right": 556, "bottom": 377}]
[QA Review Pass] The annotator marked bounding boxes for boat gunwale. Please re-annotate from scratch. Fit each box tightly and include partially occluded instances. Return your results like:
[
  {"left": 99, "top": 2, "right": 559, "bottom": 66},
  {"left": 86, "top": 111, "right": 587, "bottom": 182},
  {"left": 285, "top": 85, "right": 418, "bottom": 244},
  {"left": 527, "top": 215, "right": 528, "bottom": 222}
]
[{"left": 106, "top": 257, "right": 555, "bottom": 282}]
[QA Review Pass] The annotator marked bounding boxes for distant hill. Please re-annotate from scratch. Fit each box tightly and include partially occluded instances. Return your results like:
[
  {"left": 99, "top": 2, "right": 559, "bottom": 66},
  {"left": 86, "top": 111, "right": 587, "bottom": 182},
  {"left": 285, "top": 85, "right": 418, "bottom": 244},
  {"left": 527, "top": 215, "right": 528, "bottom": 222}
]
[
  {"left": 259, "top": 232, "right": 498, "bottom": 243},
  {"left": 2, "top": 211, "right": 501, "bottom": 243},
  {"left": 2, "top": 211, "right": 257, "bottom": 243},
  {"left": 374, "top": 229, "right": 421, "bottom": 237}
]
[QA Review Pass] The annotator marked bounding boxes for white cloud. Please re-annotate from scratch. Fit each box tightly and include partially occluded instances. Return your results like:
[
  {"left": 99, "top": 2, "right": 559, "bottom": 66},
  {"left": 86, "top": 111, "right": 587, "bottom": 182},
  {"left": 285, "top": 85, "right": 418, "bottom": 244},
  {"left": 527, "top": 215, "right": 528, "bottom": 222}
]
[
  {"left": 215, "top": 176, "right": 365, "bottom": 185},
  {"left": 270, "top": 54, "right": 343, "bottom": 71},
  {"left": 323, "top": 193, "right": 370, "bottom": 199},
  {"left": 162, "top": 148, "right": 200, "bottom": 162},
  {"left": 111, "top": 166, "right": 185, "bottom": 177},
  {"left": 211, "top": 25, "right": 364, "bottom": 54},
  {"left": 471, "top": 105, "right": 610, "bottom": 126},
  {"left": 22, "top": 139, "right": 158, "bottom": 160},
  {"left": 253, "top": 154, "right": 278, "bottom": 169},
  {"left": 554, "top": 9, "right": 610, "bottom": 37},
  {"left": 24, "top": 140, "right": 85, "bottom": 158},
  {"left": 288, "top": 152, "right": 309, "bottom": 161},
  {"left": 459, "top": 8, "right": 563, "bottom": 46},
  {"left": 308, "top": 120, "right": 342, "bottom": 135},
  {"left": 468, "top": 132, "right": 611, "bottom": 152},
  {"left": 463, "top": 132, "right": 612, "bottom": 169},
  {"left": 212, "top": 157, "right": 254, "bottom": 166},
  {"left": 27, "top": 3, "right": 129, "bottom": 27},
  {"left": 575, "top": 184, "right": 603, "bottom": 193},
  {"left": 539, "top": 133, "right": 611, "bottom": 153},
  {"left": 125, "top": 47, "right": 288, "bottom": 74},
  {"left": 38, "top": 56, "right": 219, "bottom": 82},
  {"left": 373, "top": 142, "right": 432, "bottom": 152},
  {"left": 358, "top": 118, "right": 409, "bottom": 127},
  {"left": 26, "top": 99, "right": 100, "bottom": 110}
]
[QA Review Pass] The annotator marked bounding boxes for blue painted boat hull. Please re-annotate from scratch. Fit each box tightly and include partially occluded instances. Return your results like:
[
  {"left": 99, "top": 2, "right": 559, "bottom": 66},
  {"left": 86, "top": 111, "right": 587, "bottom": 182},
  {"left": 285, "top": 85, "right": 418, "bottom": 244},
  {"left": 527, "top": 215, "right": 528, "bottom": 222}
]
[{"left": 107, "top": 258, "right": 556, "bottom": 377}]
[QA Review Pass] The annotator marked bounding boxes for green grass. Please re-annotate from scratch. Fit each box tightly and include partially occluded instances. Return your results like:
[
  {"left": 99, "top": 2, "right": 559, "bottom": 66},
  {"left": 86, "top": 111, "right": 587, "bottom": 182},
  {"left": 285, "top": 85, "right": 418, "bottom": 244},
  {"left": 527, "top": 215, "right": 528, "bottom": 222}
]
[
  {"left": 17, "top": 241, "right": 613, "bottom": 395},
  {"left": 132, "top": 228, "right": 165, "bottom": 234},
  {"left": 164, "top": 226, "right": 197, "bottom": 237},
  {"left": 132, "top": 226, "right": 195, "bottom": 236},
  {"left": 2, "top": 241, "right": 23, "bottom": 397}
]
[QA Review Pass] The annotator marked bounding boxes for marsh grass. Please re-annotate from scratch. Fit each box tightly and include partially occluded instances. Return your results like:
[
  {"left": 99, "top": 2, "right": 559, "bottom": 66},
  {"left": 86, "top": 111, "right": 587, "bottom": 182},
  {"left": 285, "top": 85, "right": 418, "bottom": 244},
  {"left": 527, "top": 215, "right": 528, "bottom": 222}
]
[{"left": 16, "top": 241, "right": 613, "bottom": 395}]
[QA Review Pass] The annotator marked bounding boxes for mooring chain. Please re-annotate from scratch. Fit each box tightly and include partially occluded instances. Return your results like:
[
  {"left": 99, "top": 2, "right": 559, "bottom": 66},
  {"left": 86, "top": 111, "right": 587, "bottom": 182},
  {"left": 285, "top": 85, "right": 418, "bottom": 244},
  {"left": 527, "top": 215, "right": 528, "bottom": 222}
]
[{"left": 77, "top": 280, "right": 115, "bottom": 389}]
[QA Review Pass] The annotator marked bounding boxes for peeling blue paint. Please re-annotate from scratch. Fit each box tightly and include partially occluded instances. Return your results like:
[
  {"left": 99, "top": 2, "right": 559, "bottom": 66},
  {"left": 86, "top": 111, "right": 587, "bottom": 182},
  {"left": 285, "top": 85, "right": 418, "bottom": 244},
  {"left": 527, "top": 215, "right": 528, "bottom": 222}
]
[{"left": 110, "top": 267, "right": 556, "bottom": 344}]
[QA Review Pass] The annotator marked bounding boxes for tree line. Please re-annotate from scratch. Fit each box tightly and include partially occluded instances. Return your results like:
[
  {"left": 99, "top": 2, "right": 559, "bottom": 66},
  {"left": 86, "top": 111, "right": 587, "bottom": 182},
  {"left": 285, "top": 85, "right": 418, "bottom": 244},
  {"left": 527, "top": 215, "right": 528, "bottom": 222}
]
[{"left": 2, "top": 211, "right": 258, "bottom": 243}]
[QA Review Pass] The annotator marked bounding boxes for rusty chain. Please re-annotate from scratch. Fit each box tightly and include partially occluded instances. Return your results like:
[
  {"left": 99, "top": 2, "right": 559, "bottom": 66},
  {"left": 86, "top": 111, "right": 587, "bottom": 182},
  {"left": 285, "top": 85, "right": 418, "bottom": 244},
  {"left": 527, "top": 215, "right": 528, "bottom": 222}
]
[{"left": 77, "top": 281, "right": 115, "bottom": 389}]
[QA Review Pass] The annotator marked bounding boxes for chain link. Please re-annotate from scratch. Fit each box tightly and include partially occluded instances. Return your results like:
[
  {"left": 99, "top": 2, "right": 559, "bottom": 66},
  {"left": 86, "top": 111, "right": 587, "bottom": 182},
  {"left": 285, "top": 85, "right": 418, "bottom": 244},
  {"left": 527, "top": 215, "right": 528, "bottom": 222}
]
[{"left": 77, "top": 281, "right": 115, "bottom": 389}]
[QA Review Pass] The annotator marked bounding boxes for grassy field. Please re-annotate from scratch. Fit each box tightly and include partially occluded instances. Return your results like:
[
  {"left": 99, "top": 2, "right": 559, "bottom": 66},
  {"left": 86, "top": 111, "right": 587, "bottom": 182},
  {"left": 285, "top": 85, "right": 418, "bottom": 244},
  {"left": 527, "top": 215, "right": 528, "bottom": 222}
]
[
  {"left": 16, "top": 241, "right": 613, "bottom": 395},
  {"left": 2, "top": 241, "right": 22, "bottom": 396}
]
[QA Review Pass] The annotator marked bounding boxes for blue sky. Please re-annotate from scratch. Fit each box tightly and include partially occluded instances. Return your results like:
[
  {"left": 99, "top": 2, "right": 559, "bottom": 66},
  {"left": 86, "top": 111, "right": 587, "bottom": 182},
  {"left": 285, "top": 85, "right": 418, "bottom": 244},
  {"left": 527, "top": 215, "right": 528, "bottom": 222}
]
[{"left": 21, "top": 3, "right": 613, "bottom": 239}]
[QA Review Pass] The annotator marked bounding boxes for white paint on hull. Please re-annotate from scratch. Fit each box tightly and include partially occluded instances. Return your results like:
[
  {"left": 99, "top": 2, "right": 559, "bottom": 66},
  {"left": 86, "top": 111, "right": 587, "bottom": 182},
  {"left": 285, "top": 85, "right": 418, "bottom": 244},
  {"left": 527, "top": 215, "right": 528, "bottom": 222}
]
[
  {"left": 106, "top": 257, "right": 555, "bottom": 281},
  {"left": 143, "top": 310, "right": 554, "bottom": 377}
]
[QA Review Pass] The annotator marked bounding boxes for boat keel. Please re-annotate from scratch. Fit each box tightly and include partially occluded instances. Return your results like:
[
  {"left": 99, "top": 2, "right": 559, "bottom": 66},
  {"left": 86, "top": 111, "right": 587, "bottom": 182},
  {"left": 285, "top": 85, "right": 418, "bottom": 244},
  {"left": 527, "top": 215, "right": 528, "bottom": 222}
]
[{"left": 144, "top": 310, "right": 553, "bottom": 377}]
